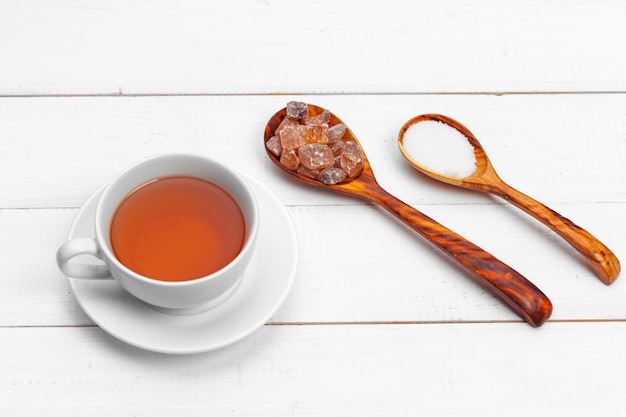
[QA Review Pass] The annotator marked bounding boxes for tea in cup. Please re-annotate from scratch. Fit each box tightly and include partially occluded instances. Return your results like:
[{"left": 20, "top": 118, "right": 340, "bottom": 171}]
[{"left": 56, "top": 154, "right": 259, "bottom": 312}]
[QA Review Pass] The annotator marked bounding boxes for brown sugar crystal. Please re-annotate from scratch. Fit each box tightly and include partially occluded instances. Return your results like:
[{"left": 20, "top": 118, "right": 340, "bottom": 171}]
[
  {"left": 297, "top": 143, "right": 334, "bottom": 170},
  {"left": 328, "top": 124, "right": 347, "bottom": 143},
  {"left": 280, "top": 124, "right": 306, "bottom": 150},
  {"left": 275, "top": 116, "right": 299, "bottom": 137},
  {"left": 319, "top": 167, "right": 347, "bottom": 185},
  {"left": 266, "top": 136, "right": 282, "bottom": 156},
  {"left": 303, "top": 124, "right": 329, "bottom": 144},
  {"left": 286, "top": 101, "right": 309, "bottom": 119},
  {"left": 280, "top": 148, "right": 300, "bottom": 170},
  {"left": 303, "top": 109, "right": 331, "bottom": 126},
  {"left": 297, "top": 164, "right": 323, "bottom": 179},
  {"left": 340, "top": 141, "right": 364, "bottom": 177}
]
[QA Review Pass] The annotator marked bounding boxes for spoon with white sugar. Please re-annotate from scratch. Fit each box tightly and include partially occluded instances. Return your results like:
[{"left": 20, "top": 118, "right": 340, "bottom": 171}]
[{"left": 398, "top": 114, "right": 620, "bottom": 285}]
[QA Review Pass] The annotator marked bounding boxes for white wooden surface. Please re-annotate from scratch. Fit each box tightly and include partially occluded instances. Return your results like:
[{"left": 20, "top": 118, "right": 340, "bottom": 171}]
[{"left": 2, "top": 1, "right": 626, "bottom": 415}]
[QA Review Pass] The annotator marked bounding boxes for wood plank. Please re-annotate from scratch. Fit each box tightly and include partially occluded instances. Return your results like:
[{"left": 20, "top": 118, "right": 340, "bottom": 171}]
[
  {"left": 1, "top": 1, "right": 625, "bottom": 95},
  {"left": 2, "top": 322, "right": 626, "bottom": 416},
  {"left": 1, "top": 94, "right": 625, "bottom": 209},
  {"left": 3, "top": 200, "right": 623, "bottom": 327}
]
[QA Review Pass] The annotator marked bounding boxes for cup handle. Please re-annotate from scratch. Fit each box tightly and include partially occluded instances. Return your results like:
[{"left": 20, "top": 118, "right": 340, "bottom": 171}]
[{"left": 56, "top": 237, "right": 113, "bottom": 279}]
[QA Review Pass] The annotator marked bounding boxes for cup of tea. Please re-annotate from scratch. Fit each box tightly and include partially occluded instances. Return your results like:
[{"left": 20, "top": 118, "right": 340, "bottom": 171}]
[{"left": 56, "top": 153, "right": 259, "bottom": 312}]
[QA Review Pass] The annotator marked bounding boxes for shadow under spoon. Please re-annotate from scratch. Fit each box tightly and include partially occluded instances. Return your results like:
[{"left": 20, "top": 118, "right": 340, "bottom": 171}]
[
  {"left": 264, "top": 104, "right": 552, "bottom": 327},
  {"left": 398, "top": 114, "right": 620, "bottom": 285}
]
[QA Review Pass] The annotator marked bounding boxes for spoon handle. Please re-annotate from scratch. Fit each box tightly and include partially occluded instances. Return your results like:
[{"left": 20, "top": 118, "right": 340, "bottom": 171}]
[
  {"left": 364, "top": 185, "right": 552, "bottom": 327},
  {"left": 494, "top": 183, "right": 620, "bottom": 285}
]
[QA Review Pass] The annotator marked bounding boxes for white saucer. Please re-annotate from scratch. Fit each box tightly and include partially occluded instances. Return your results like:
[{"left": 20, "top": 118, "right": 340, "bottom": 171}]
[{"left": 66, "top": 171, "right": 297, "bottom": 354}]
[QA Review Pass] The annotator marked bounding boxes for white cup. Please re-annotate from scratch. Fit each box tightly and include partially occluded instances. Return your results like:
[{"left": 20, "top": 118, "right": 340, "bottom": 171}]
[{"left": 56, "top": 154, "right": 259, "bottom": 313}]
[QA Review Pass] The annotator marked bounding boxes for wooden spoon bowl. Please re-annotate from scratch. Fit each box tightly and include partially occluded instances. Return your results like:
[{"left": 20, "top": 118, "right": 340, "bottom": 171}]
[{"left": 265, "top": 104, "right": 552, "bottom": 327}]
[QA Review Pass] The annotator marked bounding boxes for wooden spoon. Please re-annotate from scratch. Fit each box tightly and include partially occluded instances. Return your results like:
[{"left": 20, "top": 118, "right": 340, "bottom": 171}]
[
  {"left": 264, "top": 104, "right": 552, "bottom": 327},
  {"left": 398, "top": 114, "right": 620, "bottom": 285}
]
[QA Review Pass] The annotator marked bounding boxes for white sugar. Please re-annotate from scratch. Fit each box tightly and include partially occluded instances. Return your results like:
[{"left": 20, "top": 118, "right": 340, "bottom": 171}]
[{"left": 402, "top": 120, "right": 477, "bottom": 178}]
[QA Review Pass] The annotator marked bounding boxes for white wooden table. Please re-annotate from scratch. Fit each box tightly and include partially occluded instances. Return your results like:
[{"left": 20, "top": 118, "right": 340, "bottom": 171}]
[{"left": 2, "top": 1, "right": 626, "bottom": 415}]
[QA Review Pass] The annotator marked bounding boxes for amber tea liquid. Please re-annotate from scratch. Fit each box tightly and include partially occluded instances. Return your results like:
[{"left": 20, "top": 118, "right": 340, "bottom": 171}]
[{"left": 110, "top": 176, "right": 246, "bottom": 282}]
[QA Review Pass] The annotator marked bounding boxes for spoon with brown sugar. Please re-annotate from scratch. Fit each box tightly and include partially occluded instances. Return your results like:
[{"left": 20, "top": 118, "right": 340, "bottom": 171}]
[
  {"left": 398, "top": 114, "right": 620, "bottom": 285},
  {"left": 264, "top": 102, "right": 552, "bottom": 327}
]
